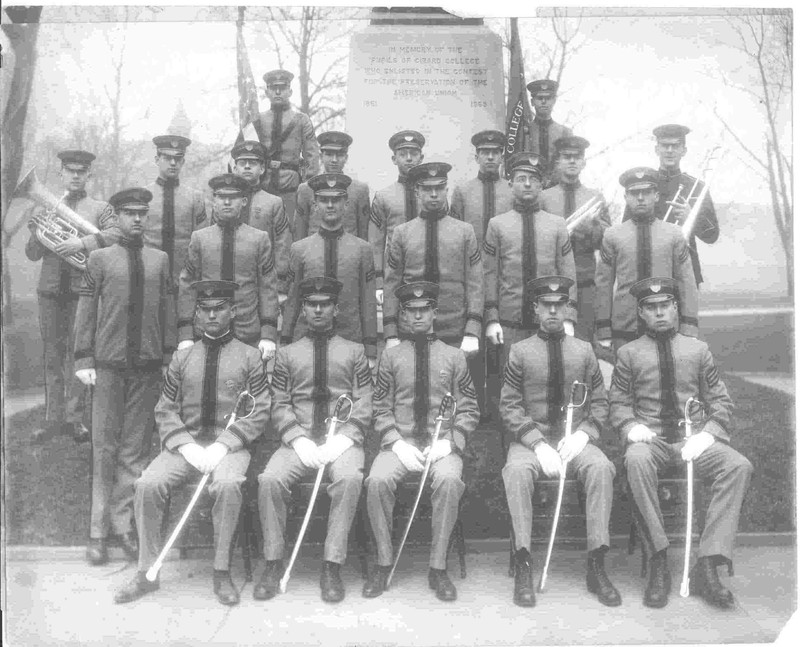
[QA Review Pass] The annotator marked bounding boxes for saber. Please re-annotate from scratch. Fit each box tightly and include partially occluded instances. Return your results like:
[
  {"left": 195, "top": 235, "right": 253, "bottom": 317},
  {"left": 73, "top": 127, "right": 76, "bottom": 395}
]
[
  {"left": 386, "top": 393, "right": 457, "bottom": 589},
  {"left": 538, "top": 381, "right": 588, "bottom": 593},
  {"left": 661, "top": 184, "right": 685, "bottom": 223},
  {"left": 279, "top": 393, "right": 353, "bottom": 593},
  {"left": 680, "top": 396, "right": 702, "bottom": 597},
  {"left": 145, "top": 390, "right": 256, "bottom": 582}
]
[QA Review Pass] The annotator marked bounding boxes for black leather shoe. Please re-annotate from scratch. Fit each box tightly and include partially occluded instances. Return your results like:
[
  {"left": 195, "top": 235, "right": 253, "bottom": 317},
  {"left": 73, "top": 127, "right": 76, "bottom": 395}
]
[
  {"left": 428, "top": 568, "right": 457, "bottom": 602},
  {"left": 86, "top": 538, "right": 108, "bottom": 566},
  {"left": 513, "top": 548, "right": 536, "bottom": 607},
  {"left": 362, "top": 565, "right": 390, "bottom": 598},
  {"left": 689, "top": 556, "right": 735, "bottom": 609},
  {"left": 32, "top": 423, "right": 59, "bottom": 444},
  {"left": 644, "top": 549, "right": 671, "bottom": 608},
  {"left": 114, "top": 531, "right": 139, "bottom": 561},
  {"left": 65, "top": 422, "right": 91, "bottom": 443},
  {"left": 213, "top": 570, "right": 240, "bottom": 606},
  {"left": 253, "top": 560, "right": 283, "bottom": 600},
  {"left": 587, "top": 547, "right": 621, "bottom": 607},
  {"left": 320, "top": 561, "right": 345, "bottom": 603},
  {"left": 114, "top": 572, "right": 158, "bottom": 604}
]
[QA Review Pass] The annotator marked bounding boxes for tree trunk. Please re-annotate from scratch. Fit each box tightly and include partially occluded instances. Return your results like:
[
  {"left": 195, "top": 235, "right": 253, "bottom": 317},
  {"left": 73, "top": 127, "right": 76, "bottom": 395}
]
[{"left": 766, "top": 139, "right": 793, "bottom": 296}]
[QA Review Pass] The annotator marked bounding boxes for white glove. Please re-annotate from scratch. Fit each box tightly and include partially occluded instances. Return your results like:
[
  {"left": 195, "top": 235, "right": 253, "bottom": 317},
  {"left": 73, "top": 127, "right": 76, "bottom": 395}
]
[
  {"left": 319, "top": 434, "right": 354, "bottom": 465},
  {"left": 485, "top": 322, "right": 504, "bottom": 345},
  {"left": 375, "top": 289, "right": 384, "bottom": 305},
  {"left": 392, "top": 439, "right": 425, "bottom": 472},
  {"left": 292, "top": 436, "right": 323, "bottom": 469},
  {"left": 179, "top": 443, "right": 206, "bottom": 473},
  {"left": 278, "top": 292, "right": 288, "bottom": 306},
  {"left": 563, "top": 320, "right": 575, "bottom": 337},
  {"left": 385, "top": 337, "right": 401, "bottom": 350},
  {"left": 558, "top": 429, "right": 589, "bottom": 463},
  {"left": 258, "top": 339, "right": 276, "bottom": 361},
  {"left": 424, "top": 439, "right": 452, "bottom": 463},
  {"left": 460, "top": 334, "right": 480, "bottom": 357},
  {"left": 628, "top": 423, "right": 656, "bottom": 444},
  {"left": 202, "top": 442, "right": 230, "bottom": 474},
  {"left": 681, "top": 430, "right": 715, "bottom": 461},
  {"left": 76, "top": 368, "right": 97, "bottom": 386},
  {"left": 178, "top": 340, "right": 195, "bottom": 351},
  {"left": 597, "top": 339, "right": 612, "bottom": 349},
  {"left": 534, "top": 442, "right": 563, "bottom": 478}
]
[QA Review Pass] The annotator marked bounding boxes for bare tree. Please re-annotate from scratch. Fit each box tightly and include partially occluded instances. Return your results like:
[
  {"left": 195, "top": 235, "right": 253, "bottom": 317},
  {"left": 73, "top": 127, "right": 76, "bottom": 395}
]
[{"left": 715, "top": 10, "right": 792, "bottom": 295}]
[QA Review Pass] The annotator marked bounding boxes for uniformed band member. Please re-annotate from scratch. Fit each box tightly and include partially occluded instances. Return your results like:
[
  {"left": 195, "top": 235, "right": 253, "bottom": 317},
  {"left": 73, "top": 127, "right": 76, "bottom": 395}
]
[
  {"left": 368, "top": 129, "right": 426, "bottom": 306},
  {"left": 25, "top": 149, "right": 119, "bottom": 443},
  {"left": 256, "top": 276, "right": 372, "bottom": 603},
  {"left": 281, "top": 173, "right": 377, "bottom": 364},
  {"left": 652, "top": 124, "right": 719, "bottom": 285},
  {"left": 364, "top": 281, "right": 479, "bottom": 601},
  {"left": 230, "top": 140, "right": 292, "bottom": 301},
  {"left": 74, "top": 187, "right": 175, "bottom": 566},
  {"left": 540, "top": 136, "right": 611, "bottom": 342},
  {"left": 257, "top": 69, "right": 320, "bottom": 234},
  {"left": 382, "top": 162, "right": 483, "bottom": 359},
  {"left": 595, "top": 167, "right": 699, "bottom": 353},
  {"left": 483, "top": 152, "right": 578, "bottom": 404},
  {"left": 144, "top": 135, "right": 208, "bottom": 289},
  {"left": 177, "top": 174, "right": 278, "bottom": 361},
  {"left": 295, "top": 131, "right": 371, "bottom": 240},
  {"left": 610, "top": 277, "right": 753, "bottom": 609},
  {"left": 524, "top": 80, "right": 573, "bottom": 188},
  {"left": 114, "top": 280, "right": 271, "bottom": 606},
  {"left": 500, "top": 276, "right": 619, "bottom": 608}
]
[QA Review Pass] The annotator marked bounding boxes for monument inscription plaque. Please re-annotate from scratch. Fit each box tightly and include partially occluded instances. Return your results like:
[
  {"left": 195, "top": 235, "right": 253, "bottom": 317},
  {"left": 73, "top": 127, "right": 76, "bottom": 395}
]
[{"left": 346, "top": 11, "right": 504, "bottom": 193}]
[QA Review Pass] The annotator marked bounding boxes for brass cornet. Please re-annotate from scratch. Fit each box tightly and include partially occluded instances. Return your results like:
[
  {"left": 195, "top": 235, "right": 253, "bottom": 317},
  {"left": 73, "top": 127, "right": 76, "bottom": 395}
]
[{"left": 14, "top": 167, "right": 101, "bottom": 270}]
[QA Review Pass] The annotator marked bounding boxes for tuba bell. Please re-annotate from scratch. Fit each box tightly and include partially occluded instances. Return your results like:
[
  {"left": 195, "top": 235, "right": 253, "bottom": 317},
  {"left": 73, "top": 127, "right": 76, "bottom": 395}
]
[{"left": 13, "top": 167, "right": 101, "bottom": 271}]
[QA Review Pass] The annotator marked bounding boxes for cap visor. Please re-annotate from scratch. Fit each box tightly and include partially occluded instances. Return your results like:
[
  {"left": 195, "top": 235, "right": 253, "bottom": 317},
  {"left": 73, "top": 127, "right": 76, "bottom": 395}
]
[
  {"left": 403, "top": 298, "right": 435, "bottom": 308},
  {"left": 196, "top": 297, "right": 230, "bottom": 308},
  {"left": 639, "top": 294, "right": 675, "bottom": 304},
  {"left": 626, "top": 182, "right": 656, "bottom": 192}
]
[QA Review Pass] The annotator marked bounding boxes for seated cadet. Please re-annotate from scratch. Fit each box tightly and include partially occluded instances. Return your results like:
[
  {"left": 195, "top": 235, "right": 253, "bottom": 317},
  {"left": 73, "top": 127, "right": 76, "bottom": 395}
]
[
  {"left": 113, "top": 280, "right": 270, "bottom": 606},
  {"left": 364, "top": 281, "right": 479, "bottom": 602},
  {"left": 256, "top": 276, "right": 373, "bottom": 604},
  {"left": 610, "top": 277, "right": 753, "bottom": 609},
  {"left": 500, "top": 276, "right": 619, "bottom": 608}
]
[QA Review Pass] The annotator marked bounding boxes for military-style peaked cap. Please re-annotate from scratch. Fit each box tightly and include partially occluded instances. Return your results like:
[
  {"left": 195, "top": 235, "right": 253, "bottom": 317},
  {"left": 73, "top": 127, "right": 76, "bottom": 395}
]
[
  {"left": 152, "top": 135, "right": 191, "bottom": 157},
  {"left": 554, "top": 136, "right": 590, "bottom": 154},
  {"left": 231, "top": 140, "right": 267, "bottom": 162},
  {"left": 308, "top": 173, "right": 352, "bottom": 197},
  {"left": 507, "top": 152, "right": 544, "bottom": 178},
  {"left": 619, "top": 167, "right": 659, "bottom": 190},
  {"left": 471, "top": 130, "right": 505, "bottom": 149},
  {"left": 407, "top": 162, "right": 451, "bottom": 186},
  {"left": 57, "top": 150, "right": 96, "bottom": 167},
  {"left": 395, "top": 281, "right": 439, "bottom": 308},
  {"left": 208, "top": 173, "right": 250, "bottom": 195},
  {"left": 318, "top": 131, "right": 353, "bottom": 151},
  {"left": 263, "top": 69, "right": 294, "bottom": 85},
  {"left": 527, "top": 275, "right": 574, "bottom": 302},
  {"left": 388, "top": 130, "right": 425, "bottom": 151},
  {"left": 109, "top": 187, "right": 153, "bottom": 211},
  {"left": 299, "top": 276, "right": 343, "bottom": 302},
  {"left": 192, "top": 280, "right": 239, "bottom": 306},
  {"left": 653, "top": 124, "right": 691, "bottom": 142},
  {"left": 630, "top": 277, "right": 678, "bottom": 304},
  {"left": 527, "top": 79, "right": 558, "bottom": 96}
]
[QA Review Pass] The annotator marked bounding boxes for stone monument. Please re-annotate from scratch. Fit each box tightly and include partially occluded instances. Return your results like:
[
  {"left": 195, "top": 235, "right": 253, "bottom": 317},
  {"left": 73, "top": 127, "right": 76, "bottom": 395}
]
[{"left": 346, "top": 8, "right": 505, "bottom": 193}]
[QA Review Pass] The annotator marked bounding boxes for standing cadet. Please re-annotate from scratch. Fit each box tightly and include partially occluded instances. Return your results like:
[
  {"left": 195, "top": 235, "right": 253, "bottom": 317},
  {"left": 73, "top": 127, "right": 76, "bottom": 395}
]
[
  {"left": 364, "top": 281, "right": 479, "bottom": 601},
  {"left": 382, "top": 162, "right": 483, "bottom": 360},
  {"left": 256, "top": 277, "right": 372, "bottom": 603},
  {"left": 595, "top": 168, "right": 698, "bottom": 353},
  {"left": 295, "top": 131, "right": 371, "bottom": 240},
  {"left": 540, "top": 136, "right": 611, "bottom": 342},
  {"left": 500, "top": 276, "right": 619, "bottom": 608},
  {"left": 113, "top": 280, "right": 270, "bottom": 607},
  {"left": 25, "top": 149, "right": 119, "bottom": 443},
  {"left": 524, "top": 80, "right": 573, "bottom": 188},
  {"left": 144, "top": 135, "right": 208, "bottom": 290},
  {"left": 177, "top": 174, "right": 278, "bottom": 362},
  {"left": 652, "top": 124, "right": 719, "bottom": 285},
  {"left": 483, "top": 152, "right": 577, "bottom": 416},
  {"left": 230, "top": 140, "right": 292, "bottom": 304},
  {"left": 74, "top": 188, "right": 175, "bottom": 566},
  {"left": 281, "top": 173, "right": 377, "bottom": 365},
  {"left": 368, "top": 130, "right": 426, "bottom": 307},
  {"left": 610, "top": 277, "right": 752, "bottom": 609},
  {"left": 450, "top": 130, "right": 514, "bottom": 419},
  {"left": 257, "top": 69, "right": 320, "bottom": 236}
]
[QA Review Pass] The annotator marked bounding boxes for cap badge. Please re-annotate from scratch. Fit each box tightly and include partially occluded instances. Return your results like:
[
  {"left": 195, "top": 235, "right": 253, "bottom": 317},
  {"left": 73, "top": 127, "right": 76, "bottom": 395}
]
[
  {"left": 314, "top": 278, "right": 325, "bottom": 290},
  {"left": 529, "top": 157, "right": 538, "bottom": 166},
  {"left": 548, "top": 282, "right": 559, "bottom": 292},
  {"left": 651, "top": 283, "right": 662, "bottom": 293},
  {"left": 224, "top": 177, "right": 232, "bottom": 185},
  {"left": 428, "top": 168, "right": 437, "bottom": 177},
  {"left": 245, "top": 144, "right": 253, "bottom": 151},
  {"left": 327, "top": 178, "right": 337, "bottom": 188},
  {"left": 171, "top": 139, "right": 179, "bottom": 148},
  {"left": 413, "top": 287, "right": 424, "bottom": 298},
  {"left": 635, "top": 171, "right": 644, "bottom": 179},
  {"left": 488, "top": 134, "right": 496, "bottom": 141},
  {"left": 404, "top": 135, "right": 413, "bottom": 141}
]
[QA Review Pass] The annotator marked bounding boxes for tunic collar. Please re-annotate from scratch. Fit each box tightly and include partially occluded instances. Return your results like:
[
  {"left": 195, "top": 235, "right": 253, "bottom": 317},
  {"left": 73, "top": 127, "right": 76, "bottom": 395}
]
[
  {"left": 156, "top": 176, "right": 180, "bottom": 188},
  {"left": 478, "top": 170, "right": 500, "bottom": 182},
  {"left": 65, "top": 189, "right": 87, "bottom": 201},
  {"left": 537, "top": 328, "right": 566, "bottom": 342},
  {"left": 400, "top": 332, "right": 437, "bottom": 343},
  {"left": 318, "top": 226, "right": 344, "bottom": 240},
  {"left": 659, "top": 167, "right": 682, "bottom": 180},
  {"left": 202, "top": 328, "right": 235, "bottom": 347},
  {"left": 120, "top": 236, "right": 144, "bottom": 249},
  {"left": 306, "top": 328, "right": 336, "bottom": 340},
  {"left": 513, "top": 200, "right": 539, "bottom": 216},
  {"left": 646, "top": 327, "right": 678, "bottom": 341},
  {"left": 419, "top": 209, "right": 447, "bottom": 220},
  {"left": 216, "top": 220, "right": 241, "bottom": 231},
  {"left": 534, "top": 115, "right": 553, "bottom": 125},
  {"left": 397, "top": 174, "right": 411, "bottom": 184}
]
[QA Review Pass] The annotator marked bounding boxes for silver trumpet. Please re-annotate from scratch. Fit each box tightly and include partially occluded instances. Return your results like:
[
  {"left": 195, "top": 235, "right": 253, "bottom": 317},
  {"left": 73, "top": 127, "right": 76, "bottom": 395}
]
[{"left": 565, "top": 196, "right": 602, "bottom": 235}]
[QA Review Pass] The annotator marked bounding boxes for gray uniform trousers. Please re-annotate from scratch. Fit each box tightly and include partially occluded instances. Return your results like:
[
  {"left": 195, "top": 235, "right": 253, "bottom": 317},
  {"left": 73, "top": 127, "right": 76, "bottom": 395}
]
[
  {"left": 258, "top": 445, "right": 364, "bottom": 564},
  {"left": 135, "top": 449, "right": 250, "bottom": 571},
  {"left": 38, "top": 294, "right": 86, "bottom": 425},
  {"left": 625, "top": 438, "right": 753, "bottom": 561},
  {"left": 90, "top": 367, "right": 160, "bottom": 539},
  {"left": 366, "top": 450, "right": 465, "bottom": 570},
  {"left": 503, "top": 441, "right": 615, "bottom": 552},
  {"left": 576, "top": 284, "right": 596, "bottom": 343}
]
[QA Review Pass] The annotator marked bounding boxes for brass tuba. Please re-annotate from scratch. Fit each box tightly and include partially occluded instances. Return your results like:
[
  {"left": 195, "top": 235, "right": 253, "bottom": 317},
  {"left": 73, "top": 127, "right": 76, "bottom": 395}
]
[{"left": 13, "top": 167, "right": 101, "bottom": 270}]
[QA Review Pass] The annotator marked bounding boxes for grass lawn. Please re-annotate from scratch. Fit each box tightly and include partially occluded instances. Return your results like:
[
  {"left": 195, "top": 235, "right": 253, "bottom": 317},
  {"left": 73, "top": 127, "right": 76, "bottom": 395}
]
[{"left": 2, "top": 374, "right": 794, "bottom": 546}]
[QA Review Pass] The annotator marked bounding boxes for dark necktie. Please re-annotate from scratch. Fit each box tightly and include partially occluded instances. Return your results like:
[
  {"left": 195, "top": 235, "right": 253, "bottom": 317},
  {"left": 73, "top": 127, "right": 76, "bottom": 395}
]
[
  {"left": 422, "top": 211, "right": 441, "bottom": 284},
  {"left": 157, "top": 176, "right": 179, "bottom": 280},
  {"left": 519, "top": 204, "right": 537, "bottom": 328},
  {"left": 413, "top": 334, "right": 431, "bottom": 440},
  {"left": 220, "top": 223, "right": 236, "bottom": 281},
  {"left": 121, "top": 237, "right": 145, "bottom": 366},
  {"left": 319, "top": 227, "right": 342, "bottom": 279},
  {"left": 479, "top": 170, "right": 499, "bottom": 235},
  {"left": 535, "top": 117, "right": 552, "bottom": 171},
  {"left": 564, "top": 183, "right": 576, "bottom": 217},
  {"left": 200, "top": 331, "right": 233, "bottom": 435},
  {"left": 399, "top": 175, "right": 417, "bottom": 221},
  {"left": 312, "top": 331, "right": 331, "bottom": 433},
  {"left": 653, "top": 330, "right": 680, "bottom": 437},
  {"left": 540, "top": 329, "right": 566, "bottom": 426}
]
